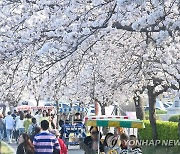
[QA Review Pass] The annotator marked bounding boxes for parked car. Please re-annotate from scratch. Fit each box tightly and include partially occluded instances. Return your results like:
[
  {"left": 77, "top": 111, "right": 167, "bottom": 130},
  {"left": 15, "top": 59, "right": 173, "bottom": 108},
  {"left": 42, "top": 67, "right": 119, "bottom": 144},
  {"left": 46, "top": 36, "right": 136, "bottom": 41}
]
[
  {"left": 166, "top": 102, "right": 173, "bottom": 106},
  {"left": 144, "top": 101, "right": 166, "bottom": 111},
  {"left": 163, "top": 103, "right": 171, "bottom": 109},
  {"left": 18, "top": 99, "right": 44, "bottom": 106}
]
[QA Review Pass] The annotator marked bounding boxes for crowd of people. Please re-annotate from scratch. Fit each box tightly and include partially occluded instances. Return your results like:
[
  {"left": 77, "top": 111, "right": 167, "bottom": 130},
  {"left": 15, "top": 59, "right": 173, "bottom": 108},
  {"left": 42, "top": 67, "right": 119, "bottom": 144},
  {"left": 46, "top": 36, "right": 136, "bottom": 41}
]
[
  {"left": 0, "top": 109, "right": 56, "bottom": 144},
  {"left": 0, "top": 109, "right": 68, "bottom": 154},
  {"left": 16, "top": 120, "right": 67, "bottom": 154},
  {"left": 80, "top": 126, "right": 142, "bottom": 154},
  {"left": 0, "top": 109, "right": 142, "bottom": 154}
]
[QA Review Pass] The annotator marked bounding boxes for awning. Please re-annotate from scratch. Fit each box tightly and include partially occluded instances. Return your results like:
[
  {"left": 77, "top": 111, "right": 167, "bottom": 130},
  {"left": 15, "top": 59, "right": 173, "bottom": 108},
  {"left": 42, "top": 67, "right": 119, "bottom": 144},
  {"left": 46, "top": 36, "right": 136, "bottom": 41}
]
[
  {"left": 31, "top": 106, "right": 54, "bottom": 110},
  {"left": 59, "top": 107, "right": 86, "bottom": 113},
  {"left": 85, "top": 115, "right": 128, "bottom": 122},
  {"left": 16, "top": 105, "right": 31, "bottom": 110},
  {"left": 17, "top": 106, "right": 54, "bottom": 111},
  {"left": 86, "top": 118, "right": 145, "bottom": 129}
]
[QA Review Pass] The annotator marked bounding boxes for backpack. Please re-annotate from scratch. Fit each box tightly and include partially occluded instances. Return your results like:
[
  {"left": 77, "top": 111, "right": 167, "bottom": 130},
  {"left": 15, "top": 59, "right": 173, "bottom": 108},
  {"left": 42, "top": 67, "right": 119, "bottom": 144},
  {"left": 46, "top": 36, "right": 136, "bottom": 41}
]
[{"left": 31, "top": 124, "right": 37, "bottom": 135}]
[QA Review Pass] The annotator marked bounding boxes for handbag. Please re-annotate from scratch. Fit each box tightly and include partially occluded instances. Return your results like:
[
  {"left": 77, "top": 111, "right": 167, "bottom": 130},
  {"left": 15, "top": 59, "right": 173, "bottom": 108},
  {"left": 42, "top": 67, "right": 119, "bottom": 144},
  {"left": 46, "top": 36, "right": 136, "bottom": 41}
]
[{"left": 53, "top": 148, "right": 60, "bottom": 154}]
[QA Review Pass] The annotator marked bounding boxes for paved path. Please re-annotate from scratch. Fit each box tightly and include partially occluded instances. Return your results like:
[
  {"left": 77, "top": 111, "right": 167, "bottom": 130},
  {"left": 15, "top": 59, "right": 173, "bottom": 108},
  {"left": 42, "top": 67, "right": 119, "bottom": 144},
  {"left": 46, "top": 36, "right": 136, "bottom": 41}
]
[
  {"left": 6, "top": 142, "right": 84, "bottom": 154},
  {"left": 69, "top": 149, "right": 84, "bottom": 154}
]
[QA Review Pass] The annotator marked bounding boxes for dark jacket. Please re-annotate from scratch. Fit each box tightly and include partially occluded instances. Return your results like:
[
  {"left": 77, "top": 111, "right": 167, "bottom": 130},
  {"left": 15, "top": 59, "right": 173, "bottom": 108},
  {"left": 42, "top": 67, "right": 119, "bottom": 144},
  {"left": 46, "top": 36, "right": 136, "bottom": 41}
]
[
  {"left": 16, "top": 143, "right": 34, "bottom": 154},
  {"left": 83, "top": 136, "right": 104, "bottom": 153}
]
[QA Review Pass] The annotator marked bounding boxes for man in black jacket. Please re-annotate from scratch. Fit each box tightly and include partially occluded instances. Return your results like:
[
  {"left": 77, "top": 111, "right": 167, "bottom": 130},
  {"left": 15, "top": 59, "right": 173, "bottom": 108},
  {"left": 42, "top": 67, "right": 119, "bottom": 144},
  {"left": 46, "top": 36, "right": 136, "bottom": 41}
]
[{"left": 81, "top": 126, "right": 104, "bottom": 154}]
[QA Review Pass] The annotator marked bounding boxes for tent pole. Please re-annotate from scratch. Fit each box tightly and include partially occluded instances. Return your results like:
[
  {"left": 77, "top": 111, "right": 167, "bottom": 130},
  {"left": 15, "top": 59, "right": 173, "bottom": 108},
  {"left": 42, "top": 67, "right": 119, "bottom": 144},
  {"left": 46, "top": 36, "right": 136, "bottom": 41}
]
[{"left": 98, "top": 126, "right": 100, "bottom": 154}]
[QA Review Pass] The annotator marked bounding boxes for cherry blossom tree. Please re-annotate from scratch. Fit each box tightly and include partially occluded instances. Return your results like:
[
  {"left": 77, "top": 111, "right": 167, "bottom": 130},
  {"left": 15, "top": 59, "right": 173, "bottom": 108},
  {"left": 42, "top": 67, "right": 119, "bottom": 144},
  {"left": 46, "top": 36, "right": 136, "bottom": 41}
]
[{"left": 0, "top": 0, "right": 180, "bottom": 140}]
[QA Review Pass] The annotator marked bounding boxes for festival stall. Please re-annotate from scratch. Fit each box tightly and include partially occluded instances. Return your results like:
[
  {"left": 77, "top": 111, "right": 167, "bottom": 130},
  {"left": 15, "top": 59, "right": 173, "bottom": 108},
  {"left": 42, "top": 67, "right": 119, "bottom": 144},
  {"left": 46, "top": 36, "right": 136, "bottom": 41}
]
[{"left": 85, "top": 117, "right": 145, "bottom": 154}]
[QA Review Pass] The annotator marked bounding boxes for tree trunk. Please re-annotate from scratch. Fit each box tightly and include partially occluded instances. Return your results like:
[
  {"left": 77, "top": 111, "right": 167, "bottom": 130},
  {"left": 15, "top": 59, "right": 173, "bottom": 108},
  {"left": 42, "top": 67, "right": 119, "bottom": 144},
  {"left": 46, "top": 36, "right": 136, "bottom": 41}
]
[
  {"left": 133, "top": 95, "right": 144, "bottom": 120},
  {"left": 101, "top": 104, "right": 108, "bottom": 134},
  {"left": 148, "top": 87, "right": 157, "bottom": 141},
  {"left": 36, "top": 99, "right": 39, "bottom": 106},
  {"left": 2, "top": 104, "right": 6, "bottom": 116},
  {"left": 35, "top": 96, "right": 40, "bottom": 106}
]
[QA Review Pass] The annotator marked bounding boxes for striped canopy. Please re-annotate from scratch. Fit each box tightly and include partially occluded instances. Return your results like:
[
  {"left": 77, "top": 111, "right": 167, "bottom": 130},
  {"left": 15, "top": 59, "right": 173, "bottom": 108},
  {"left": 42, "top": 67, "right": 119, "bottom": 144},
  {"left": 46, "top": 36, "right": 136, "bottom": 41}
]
[
  {"left": 17, "top": 106, "right": 54, "bottom": 111},
  {"left": 59, "top": 107, "right": 86, "bottom": 113},
  {"left": 85, "top": 115, "right": 128, "bottom": 122},
  {"left": 86, "top": 118, "right": 145, "bottom": 129}
]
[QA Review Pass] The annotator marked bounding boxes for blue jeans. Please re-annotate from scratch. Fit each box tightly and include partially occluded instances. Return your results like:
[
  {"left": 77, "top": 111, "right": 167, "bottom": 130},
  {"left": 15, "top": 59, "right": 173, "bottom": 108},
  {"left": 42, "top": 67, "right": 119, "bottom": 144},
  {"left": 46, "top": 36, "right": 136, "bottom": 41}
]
[
  {"left": 6, "top": 129, "right": 13, "bottom": 143},
  {"left": 19, "top": 128, "right": 25, "bottom": 136},
  {"left": 0, "top": 128, "right": 3, "bottom": 140}
]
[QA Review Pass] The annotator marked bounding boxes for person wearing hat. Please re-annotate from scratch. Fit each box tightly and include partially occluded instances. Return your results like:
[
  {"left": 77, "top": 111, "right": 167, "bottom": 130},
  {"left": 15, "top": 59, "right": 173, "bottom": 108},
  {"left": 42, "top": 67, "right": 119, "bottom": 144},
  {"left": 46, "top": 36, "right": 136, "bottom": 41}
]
[
  {"left": 51, "top": 130, "right": 68, "bottom": 154},
  {"left": 104, "top": 133, "right": 121, "bottom": 154}
]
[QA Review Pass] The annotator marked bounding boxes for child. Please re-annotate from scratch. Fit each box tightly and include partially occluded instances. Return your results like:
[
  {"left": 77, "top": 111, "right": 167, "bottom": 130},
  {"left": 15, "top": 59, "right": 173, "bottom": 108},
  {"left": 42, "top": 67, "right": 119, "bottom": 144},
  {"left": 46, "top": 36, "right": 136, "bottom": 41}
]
[
  {"left": 104, "top": 132, "right": 121, "bottom": 154},
  {"left": 51, "top": 130, "right": 68, "bottom": 154},
  {"left": 120, "top": 133, "right": 128, "bottom": 154},
  {"left": 128, "top": 135, "right": 142, "bottom": 154}
]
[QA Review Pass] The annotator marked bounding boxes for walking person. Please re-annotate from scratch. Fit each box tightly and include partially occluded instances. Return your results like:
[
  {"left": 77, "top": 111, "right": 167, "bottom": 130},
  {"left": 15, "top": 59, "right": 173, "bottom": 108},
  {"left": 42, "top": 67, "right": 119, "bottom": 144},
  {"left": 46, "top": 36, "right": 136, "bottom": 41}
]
[
  {"left": 24, "top": 114, "right": 32, "bottom": 133},
  {"left": 34, "top": 110, "right": 42, "bottom": 126},
  {"left": 30, "top": 127, "right": 41, "bottom": 142},
  {"left": 40, "top": 110, "right": 49, "bottom": 123},
  {"left": 14, "top": 111, "right": 22, "bottom": 141},
  {"left": 51, "top": 130, "right": 68, "bottom": 154},
  {"left": 33, "top": 120, "right": 60, "bottom": 154},
  {"left": 28, "top": 118, "right": 38, "bottom": 135},
  {"left": 16, "top": 114, "right": 25, "bottom": 138},
  {"left": 80, "top": 126, "right": 104, "bottom": 154},
  {"left": 4, "top": 111, "right": 15, "bottom": 144},
  {"left": 16, "top": 133, "right": 34, "bottom": 154},
  {"left": 0, "top": 113, "right": 4, "bottom": 140}
]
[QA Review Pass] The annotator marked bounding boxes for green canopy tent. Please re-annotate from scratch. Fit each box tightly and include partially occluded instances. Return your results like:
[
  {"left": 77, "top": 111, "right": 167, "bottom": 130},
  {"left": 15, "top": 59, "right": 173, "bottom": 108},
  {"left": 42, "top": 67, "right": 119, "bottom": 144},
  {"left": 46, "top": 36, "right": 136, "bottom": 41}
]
[
  {"left": 86, "top": 118, "right": 145, "bottom": 128},
  {"left": 85, "top": 117, "right": 145, "bottom": 154}
]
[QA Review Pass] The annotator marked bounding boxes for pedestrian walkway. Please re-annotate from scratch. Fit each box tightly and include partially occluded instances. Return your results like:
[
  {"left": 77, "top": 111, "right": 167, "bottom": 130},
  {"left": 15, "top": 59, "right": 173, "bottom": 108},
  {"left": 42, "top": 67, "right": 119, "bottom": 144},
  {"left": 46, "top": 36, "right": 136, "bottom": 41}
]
[
  {"left": 0, "top": 141, "right": 15, "bottom": 154},
  {"left": 2, "top": 141, "right": 83, "bottom": 154}
]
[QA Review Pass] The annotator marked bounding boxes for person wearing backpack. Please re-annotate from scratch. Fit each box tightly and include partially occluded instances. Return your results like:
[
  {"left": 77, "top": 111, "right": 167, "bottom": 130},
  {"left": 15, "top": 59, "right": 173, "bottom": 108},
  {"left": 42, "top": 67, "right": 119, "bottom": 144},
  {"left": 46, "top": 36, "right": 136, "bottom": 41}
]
[
  {"left": 30, "top": 127, "right": 41, "bottom": 142},
  {"left": 28, "top": 118, "right": 38, "bottom": 135}
]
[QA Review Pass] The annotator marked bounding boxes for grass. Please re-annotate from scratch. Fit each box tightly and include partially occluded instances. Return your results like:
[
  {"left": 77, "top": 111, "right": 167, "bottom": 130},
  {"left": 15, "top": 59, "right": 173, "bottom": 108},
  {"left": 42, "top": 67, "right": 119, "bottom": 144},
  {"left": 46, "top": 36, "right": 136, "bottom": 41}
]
[
  {"left": 145, "top": 110, "right": 167, "bottom": 120},
  {"left": 142, "top": 146, "right": 180, "bottom": 154},
  {"left": 0, "top": 141, "right": 15, "bottom": 154},
  {"left": 145, "top": 110, "right": 167, "bottom": 115}
]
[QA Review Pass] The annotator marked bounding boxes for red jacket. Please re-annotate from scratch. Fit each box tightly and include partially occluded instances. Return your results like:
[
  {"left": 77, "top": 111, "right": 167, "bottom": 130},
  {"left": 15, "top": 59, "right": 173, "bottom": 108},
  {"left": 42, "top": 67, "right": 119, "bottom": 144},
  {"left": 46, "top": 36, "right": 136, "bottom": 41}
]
[{"left": 58, "top": 139, "right": 68, "bottom": 154}]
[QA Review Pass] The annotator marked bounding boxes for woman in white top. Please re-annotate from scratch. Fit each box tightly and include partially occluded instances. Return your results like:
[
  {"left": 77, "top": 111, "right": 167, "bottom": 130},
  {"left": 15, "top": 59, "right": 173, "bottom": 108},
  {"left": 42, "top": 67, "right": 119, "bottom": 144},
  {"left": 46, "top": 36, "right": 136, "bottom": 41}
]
[{"left": 16, "top": 114, "right": 25, "bottom": 137}]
